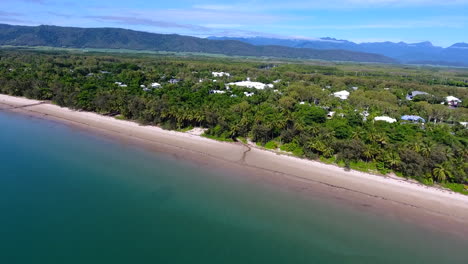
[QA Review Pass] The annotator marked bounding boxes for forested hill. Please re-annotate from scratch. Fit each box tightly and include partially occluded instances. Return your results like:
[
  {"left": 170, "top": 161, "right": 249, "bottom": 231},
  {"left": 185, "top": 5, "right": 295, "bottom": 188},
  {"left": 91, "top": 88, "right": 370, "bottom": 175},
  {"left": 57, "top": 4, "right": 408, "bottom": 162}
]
[{"left": 0, "top": 24, "right": 396, "bottom": 63}]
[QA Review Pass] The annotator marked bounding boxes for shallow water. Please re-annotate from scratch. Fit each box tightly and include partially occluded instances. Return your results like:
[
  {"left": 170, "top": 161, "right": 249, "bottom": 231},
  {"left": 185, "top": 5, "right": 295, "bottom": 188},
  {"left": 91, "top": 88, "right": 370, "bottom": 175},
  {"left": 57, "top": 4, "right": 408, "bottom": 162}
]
[{"left": 0, "top": 110, "right": 466, "bottom": 264}]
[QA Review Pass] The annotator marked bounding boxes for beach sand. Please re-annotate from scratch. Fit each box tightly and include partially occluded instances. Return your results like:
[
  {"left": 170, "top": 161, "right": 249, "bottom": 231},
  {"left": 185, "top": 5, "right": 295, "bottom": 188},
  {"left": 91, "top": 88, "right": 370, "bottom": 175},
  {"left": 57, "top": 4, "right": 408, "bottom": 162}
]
[{"left": 1, "top": 94, "right": 467, "bottom": 237}]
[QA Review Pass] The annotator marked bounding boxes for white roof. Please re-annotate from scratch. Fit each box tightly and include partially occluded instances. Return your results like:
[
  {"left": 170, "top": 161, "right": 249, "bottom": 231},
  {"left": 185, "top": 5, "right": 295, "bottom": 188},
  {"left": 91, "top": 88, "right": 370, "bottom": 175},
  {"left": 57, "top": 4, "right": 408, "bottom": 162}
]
[
  {"left": 244, "top": 92, "right": 254, "bottom": 97},
  {"left": 228, "top": 80, "right": 273, "bottom": 90},
  {"left": 211, "top": 90, "right": 226, "bottom": 94},
  {"left": 374, "top": 116, "right": 397, "bottom": 123},
  {"left": 446, "top": 96, "right": 462, "bottom": 102},
  {"left": 151, "top": 82, "right": 161, "bottom": 87},
  {"left": 333, "top": 90, "right": 350, "bottom": 100},
  {"left": 212, "top": 72, "right": 230, "bottom": 77}
]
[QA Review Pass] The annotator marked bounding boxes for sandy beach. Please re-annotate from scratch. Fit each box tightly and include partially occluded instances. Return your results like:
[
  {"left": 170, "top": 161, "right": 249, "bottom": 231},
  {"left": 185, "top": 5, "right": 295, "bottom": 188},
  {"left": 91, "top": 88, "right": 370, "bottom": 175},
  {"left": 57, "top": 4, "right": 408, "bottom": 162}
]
[{"left": 1, "top": 94, "right": 467, "bottom": 235}]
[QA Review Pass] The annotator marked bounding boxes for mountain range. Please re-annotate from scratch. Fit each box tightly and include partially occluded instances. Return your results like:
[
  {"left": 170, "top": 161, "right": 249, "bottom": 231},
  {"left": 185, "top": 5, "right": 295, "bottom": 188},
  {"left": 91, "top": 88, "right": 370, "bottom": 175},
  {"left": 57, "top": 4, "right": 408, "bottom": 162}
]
[
  {"left": 208, "top": 37, "right": 468, "bottom": 67},
  {"left": 0, "top": 24, "right": 395, "bottom": 64},
  {"left": 1, "top": 23, "right": 467, "bottom": 66}
]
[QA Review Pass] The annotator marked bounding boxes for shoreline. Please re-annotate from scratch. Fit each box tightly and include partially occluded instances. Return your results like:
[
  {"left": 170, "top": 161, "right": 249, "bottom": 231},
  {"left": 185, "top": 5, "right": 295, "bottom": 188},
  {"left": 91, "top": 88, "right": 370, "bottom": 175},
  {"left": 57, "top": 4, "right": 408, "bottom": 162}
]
[{"left": 1, "top": 94, "right": 468, "bottom": 236}]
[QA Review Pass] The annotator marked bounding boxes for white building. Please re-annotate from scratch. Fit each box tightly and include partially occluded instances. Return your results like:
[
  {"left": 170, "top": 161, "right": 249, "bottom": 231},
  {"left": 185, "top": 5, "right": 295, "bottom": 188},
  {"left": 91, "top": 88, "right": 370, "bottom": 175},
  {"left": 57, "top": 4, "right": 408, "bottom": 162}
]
[
  {"left": 210, "top": 90, "right": 226, "bottom": 94},
  {"left": 227, "top": 80, "right": 274, "bottom": 90},
  {"left": 374, "top": 116, "right": 397, "bottom": 123},
  {"left": 244, "top": 92, "right": 254, "bottom": 97},
  {"left": 333, "top": 90, "right": 350, "bottom": 100},
  {"left": 446, "top": 96, "right": 462, "bottom": 106},
  {"left": 151, "top": 82, "right": 162, "bottom": 88},
  {"left": 212, "top": 72, "right": 231, "bottom": 77}
]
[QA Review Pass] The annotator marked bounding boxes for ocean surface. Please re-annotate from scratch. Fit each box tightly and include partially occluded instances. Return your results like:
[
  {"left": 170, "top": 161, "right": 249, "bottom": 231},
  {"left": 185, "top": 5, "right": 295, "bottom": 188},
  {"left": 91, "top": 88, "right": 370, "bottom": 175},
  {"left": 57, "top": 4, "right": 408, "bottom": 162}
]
[{"left": 0, "top": 110, "right": 467, "bottom": 264}]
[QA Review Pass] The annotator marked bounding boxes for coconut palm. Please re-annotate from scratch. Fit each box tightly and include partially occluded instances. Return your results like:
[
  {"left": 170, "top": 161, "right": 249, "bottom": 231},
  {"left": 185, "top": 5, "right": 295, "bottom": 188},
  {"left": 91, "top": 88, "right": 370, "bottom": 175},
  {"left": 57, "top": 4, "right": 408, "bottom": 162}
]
[
  {"left": 384, "top": 152, "right": 400, "bottom": 170},
  {"left": 432, "top": 163, "right": 453, "bottom": 183}
]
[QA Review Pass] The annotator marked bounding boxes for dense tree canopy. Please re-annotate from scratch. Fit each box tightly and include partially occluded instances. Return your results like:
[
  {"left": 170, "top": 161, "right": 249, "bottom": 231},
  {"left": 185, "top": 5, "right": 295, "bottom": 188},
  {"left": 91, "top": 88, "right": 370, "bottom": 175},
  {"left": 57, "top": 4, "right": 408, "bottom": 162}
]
[{"left": 1, "top": 49, "right": 467, "bottom": 188}]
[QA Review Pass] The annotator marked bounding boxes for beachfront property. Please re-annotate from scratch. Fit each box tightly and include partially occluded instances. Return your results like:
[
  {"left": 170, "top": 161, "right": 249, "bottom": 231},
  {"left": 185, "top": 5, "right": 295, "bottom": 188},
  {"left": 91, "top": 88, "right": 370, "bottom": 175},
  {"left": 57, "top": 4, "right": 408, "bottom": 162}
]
[
  {"left": 446, "top": 96, "right": 462, "bottom": 107},
  {"left": 212, "top": 72, "right": 230, "bottom": 77},
  {"left": 401, "top": 115, "right": 426, "bottom": 123},
  {"left": 406, "top": 91, "right": 430, "bottom": 100},
  {"left": 374, "top": 116, "right": 397, "bottom": 123},
  {"left": 333, "top": 90, "right": 350, "bottom": 100},
  {"left": 227, "top": 79, "right": 274, "bottom": 90}
]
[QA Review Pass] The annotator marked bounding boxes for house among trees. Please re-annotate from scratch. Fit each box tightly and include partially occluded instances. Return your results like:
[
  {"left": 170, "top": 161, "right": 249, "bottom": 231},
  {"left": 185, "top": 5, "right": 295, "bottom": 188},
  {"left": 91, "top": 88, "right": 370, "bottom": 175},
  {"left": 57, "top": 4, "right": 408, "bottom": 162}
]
[
  {"left": 114, "top": 82, "right": 127, "bottom": 87},
  {"left": 228, "top": 80, "right": 274, "bottom": 89},
  {"left": 169, "top": 79, "right": 181, "bottom": 84},
  {"left": 210, "top": 90, "right": 226, "bottom": 94},
  {"left": 151, "top": 82, "right": 162, "bottom": 88},
  {"left": 406, "top": 91, "right": 429, "bottom": 100},
  {"left": 446, "top": 96, "right": 462, "bottom": 107},
  {"left": 212, "top": 72, "right": 230, "bottom": 77},
  {"left": 401, "top": 115, "right": 426, "bottom": 123},
  {"left": 374, "top": 116, "right": 397, "bottom": 123},
  {"left": 333, "top": 90, "right": 350, "bottom": 100}
]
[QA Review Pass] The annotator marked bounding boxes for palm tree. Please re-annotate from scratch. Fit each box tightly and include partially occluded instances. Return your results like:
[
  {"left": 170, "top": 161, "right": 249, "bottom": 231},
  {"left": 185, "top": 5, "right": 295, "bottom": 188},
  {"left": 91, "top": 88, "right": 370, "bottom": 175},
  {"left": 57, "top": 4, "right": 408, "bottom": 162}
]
[
  {"left": 363, "top": 145, "right": 373, "bottom": 162},
  {"left": 432, "top": 163, "right": 453, "bottom": 183},
  {"left": 408, "top": 141, "right": 423, "bottom": 153},
  {"left": 384, "top": 152, "right": 400, "bottom": 170},
  {"left": 420, "top": 141, "right": 434, "bottom": 158}
]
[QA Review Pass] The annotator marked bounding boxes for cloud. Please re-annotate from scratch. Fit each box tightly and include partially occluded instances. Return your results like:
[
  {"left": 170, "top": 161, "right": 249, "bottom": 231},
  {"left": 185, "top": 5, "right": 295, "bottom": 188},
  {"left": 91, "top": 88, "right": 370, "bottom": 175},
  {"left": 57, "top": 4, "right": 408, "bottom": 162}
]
[
  {"left": 193, "top": 4, "right": 234, "bottom": 11},
  {"left": 87, "top": 16, "right": 211, "bottom": 32},
  {"left": 273, "top": 16, "right": 468, "bottom": 30},
  {"left": 238, "top": 0, "right": 468, "bottom": 10},
  {"left": 0, "top": 11, "right": 21, "bottom": 17},
  {"left": 17, "top": 0, "right": 46, "bottom": 3}
]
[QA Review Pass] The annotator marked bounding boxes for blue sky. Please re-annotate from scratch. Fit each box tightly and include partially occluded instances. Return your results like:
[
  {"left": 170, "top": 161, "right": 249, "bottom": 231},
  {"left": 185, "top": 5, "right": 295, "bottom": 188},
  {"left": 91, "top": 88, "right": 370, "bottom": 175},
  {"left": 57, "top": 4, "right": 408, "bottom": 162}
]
[{"left": 1, "top": 0, "right": 467, "bottom": 47}]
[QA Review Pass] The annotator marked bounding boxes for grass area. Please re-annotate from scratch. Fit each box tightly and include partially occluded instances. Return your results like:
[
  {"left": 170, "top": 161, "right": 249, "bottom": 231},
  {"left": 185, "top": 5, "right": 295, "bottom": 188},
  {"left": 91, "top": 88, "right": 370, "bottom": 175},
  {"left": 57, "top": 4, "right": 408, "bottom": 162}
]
[
  {"left": 319, "top": 156, "right": 336, "bottom": 164},
  {"left": 114, "top": 115, "right": 126, "bottom": 120},
  {"left": 264, "top": 141, "right": 279, "bottom": 150},
  {"left": 201, "top": 133, "right": 234, "bottom": 142},
  {"left": 441, "top": 183, "right": 468, "bottom": 195},
  {"left": 349, "top": 160, "right": 379, "bottom": 173}
]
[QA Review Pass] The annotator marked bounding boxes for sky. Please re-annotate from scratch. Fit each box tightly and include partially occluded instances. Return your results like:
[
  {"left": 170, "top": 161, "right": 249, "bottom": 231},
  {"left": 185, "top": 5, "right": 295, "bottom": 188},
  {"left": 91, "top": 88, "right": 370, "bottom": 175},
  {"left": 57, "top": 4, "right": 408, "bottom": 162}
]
[{"left": 1, "top": 0, "right": 467, "bottom": 47}]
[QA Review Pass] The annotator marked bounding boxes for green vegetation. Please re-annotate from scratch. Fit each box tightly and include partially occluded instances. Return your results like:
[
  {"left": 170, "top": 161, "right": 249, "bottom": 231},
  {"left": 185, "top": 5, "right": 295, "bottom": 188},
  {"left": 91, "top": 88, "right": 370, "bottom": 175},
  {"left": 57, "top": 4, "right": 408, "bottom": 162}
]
[
  {"left": 441, "top": 183, "right": 468, "bottom": 195},
  {"left": 0, "top": 48, "right": 466, "bottom": 188}
]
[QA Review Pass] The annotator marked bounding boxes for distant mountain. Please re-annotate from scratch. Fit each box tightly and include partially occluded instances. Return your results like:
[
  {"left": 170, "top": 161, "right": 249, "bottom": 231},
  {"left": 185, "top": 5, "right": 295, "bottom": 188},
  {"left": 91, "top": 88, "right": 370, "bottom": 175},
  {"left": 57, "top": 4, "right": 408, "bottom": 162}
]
[
  {"left": 208, "top": 36, "right": 468, "bottom": 67},
  {"left": 0, "top": 24, "right": 396, "bottom": 64}
]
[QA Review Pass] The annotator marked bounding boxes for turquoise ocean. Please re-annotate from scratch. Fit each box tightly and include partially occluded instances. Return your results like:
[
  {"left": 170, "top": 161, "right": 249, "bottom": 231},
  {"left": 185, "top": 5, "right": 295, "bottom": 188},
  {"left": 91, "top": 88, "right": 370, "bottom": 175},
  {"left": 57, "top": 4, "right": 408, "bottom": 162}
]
[{"left": 0, "top": 110, "right": 466, "bottom": 264}]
